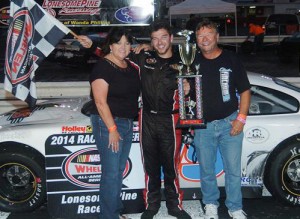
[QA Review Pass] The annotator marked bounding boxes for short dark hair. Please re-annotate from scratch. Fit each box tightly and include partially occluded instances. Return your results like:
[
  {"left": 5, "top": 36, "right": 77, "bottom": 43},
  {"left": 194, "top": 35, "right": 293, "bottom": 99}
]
[
  {"left": 196, "top": 19, "right": 219, "bottom": 33},
  {"left": 149, "top": 20, "right": 172, "bottom": 36},
  {"left": 102, "top": 27, "right": 133, "bottom": 54}
]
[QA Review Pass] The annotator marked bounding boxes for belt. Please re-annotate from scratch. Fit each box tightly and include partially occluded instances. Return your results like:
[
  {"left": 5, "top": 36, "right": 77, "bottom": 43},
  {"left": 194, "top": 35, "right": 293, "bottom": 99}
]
[
  {"left": 113, "top": 116, "right": 132, "bottom": 120},
  {"left": 145, "top": 109, "right": 179, "bottom": 115}
]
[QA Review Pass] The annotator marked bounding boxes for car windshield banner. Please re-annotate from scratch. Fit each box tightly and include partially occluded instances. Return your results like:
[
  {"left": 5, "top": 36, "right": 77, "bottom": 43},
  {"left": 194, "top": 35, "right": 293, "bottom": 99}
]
[{"left": 0, "top": 0, "right": 154, "bottom": 27}]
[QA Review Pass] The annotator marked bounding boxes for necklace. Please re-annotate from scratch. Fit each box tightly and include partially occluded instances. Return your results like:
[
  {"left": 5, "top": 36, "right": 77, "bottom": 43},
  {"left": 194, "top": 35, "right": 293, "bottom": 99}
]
[
  {"left": 104, "top": 58, "right": 130, "bottom": 72},
  {"left": 106, "top": 54, "right": 127, "bottom": 68}
]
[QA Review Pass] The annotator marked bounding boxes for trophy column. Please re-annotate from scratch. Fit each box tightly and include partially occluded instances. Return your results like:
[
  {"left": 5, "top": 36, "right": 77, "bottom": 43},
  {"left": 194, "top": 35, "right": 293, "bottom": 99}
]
[
  {"left": 195, "top": 66, "right": 203, "bottom": 120},
  {"left": 178, "top": 77, "right": 186, "bottom": 120}
]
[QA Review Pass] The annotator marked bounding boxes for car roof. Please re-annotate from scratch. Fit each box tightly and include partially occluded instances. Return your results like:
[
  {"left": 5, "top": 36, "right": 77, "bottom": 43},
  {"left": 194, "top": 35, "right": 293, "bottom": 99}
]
[
  {"left": 247, "top": 72, "right": 274, "bottom": 86},
  {"left": 265, "top": 14, "right": 299, "bottom": 25},
  {"left": 248, "top": 71, "right": 300, "bottom": 94}
]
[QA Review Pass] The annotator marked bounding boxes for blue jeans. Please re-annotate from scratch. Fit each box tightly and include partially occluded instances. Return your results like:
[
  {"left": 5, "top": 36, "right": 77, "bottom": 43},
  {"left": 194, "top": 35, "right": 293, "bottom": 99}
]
[
  {"left": 90, "top": 114, "right": 133, "bottom": 219},
  {"left": 194, "top": 111, "right": 243, "bottom": 211}
]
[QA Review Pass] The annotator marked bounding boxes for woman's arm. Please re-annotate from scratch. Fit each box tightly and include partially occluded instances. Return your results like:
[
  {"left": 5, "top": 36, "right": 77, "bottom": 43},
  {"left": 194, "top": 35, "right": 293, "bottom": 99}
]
[
  {"left": 76, "top": 35, "right": 103, "bottom": 57},
  {"left": 91, "top": 79, "right": 122, "bottom": 152}
]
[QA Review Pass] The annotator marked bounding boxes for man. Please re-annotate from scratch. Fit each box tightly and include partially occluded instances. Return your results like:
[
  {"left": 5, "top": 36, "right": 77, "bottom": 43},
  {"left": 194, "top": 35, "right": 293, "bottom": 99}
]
[
  {"left": 246, "top": 23, "right": 265, "bottom": 54},
  {"left": 77, "top": 20, "right": 191, "bottom": 219},
  {"left": 130, "top": 20, "right": 191, "bottom": 219},
  {"left": 193, "top": 20, "right": 251, "bottom": 219}
]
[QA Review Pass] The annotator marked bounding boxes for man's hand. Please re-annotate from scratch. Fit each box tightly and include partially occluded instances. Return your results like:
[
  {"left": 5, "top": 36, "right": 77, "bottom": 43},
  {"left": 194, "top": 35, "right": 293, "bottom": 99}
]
[
  {"left": 230, "top": 119, "right": 244, "bottom": 136},
  {"left": 183, "top": 79, "right": 190, "bottom": 96}
]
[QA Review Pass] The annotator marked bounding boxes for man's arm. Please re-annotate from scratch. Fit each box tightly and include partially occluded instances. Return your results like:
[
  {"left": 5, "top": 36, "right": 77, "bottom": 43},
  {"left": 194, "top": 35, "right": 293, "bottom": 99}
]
[
  {"left": 230, "top": 89, "right": 251, "bottom": 136},
  {"left": 239, "top": 89, "right": 251, "bottom": 116}
]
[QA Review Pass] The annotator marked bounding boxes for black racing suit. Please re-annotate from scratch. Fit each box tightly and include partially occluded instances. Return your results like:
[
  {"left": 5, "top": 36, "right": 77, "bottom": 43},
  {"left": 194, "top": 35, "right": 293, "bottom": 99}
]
[{"left": 129, "top": 50, "right": 184, "bottom": 213}]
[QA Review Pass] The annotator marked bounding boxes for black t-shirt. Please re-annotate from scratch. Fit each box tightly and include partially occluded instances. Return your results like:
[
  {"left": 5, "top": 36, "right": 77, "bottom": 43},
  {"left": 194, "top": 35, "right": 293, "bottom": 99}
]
[
  {"left": 194, "top": 50, "right": 251, "bottom": 122},
  {"left": 89, "top": 58, "right": 141, "bottom": 119}
]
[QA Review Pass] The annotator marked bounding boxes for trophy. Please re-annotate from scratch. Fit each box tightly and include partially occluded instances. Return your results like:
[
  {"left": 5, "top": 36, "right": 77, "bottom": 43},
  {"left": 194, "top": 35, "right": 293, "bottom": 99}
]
[{"left": 176, "top": 30, "right": 205, "bottom": 128}]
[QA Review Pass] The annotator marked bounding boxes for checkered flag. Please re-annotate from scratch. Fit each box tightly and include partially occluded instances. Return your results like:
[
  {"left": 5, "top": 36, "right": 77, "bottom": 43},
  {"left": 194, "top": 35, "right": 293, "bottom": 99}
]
[{"left": 4, "top": 0, "right": 70, "bottom": 108}]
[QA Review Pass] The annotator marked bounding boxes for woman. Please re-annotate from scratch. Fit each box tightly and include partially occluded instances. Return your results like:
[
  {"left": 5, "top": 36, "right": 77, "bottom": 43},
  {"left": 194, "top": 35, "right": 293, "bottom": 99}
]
[{"left": 89, "top": 27, "right": 141, "bottom": 219}]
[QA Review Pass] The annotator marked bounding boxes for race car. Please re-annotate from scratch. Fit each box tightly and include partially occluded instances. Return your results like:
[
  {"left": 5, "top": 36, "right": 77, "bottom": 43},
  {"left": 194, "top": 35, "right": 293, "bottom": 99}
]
[{"left": 0, "top": 72, "right": 300, "bottom": 218}]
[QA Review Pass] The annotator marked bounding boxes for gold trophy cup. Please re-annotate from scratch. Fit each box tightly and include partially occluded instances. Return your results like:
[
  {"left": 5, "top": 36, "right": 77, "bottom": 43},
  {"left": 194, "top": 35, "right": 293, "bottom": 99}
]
[{"left": 177, "top": 30, "right": 205, "bottom": 128}]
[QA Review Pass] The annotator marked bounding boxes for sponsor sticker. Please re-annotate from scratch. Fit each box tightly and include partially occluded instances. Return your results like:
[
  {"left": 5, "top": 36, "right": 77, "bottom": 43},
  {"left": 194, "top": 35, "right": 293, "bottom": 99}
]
[
  {"left": 245, "top": 127, "right": 269, "bottom": 144},
  {"left": 61, "top": 147, "right": 132, "bottom": 189},
  {"left": 61, "top": 125, "right": 92, "bottom": 133},
  {"left": 6, "top": 108, "right": 32, "bottom": 123},
  {"left": 115, "top": 6, "right": 151, "bottom": 24},
  {"left": 5, "top": 9, "right": 35, "bottom": 85}
]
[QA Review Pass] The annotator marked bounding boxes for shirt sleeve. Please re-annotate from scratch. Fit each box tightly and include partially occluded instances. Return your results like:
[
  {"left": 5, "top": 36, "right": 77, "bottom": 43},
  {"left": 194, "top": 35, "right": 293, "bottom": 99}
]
[{"left": 89, "top": 59, "right": 112, "bottom": 84}]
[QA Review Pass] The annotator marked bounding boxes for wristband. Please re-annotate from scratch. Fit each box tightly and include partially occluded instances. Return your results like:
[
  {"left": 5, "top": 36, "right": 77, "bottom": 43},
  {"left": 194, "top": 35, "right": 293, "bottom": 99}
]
[
  {"left": 236, "top": 113, "right": 247, "bottom": 124},
  {"left": 237, "top": 113, "right": 247, "bottom": 119},
  {"left": 108, "top": 124, "right": 117, "bottom": 132}
]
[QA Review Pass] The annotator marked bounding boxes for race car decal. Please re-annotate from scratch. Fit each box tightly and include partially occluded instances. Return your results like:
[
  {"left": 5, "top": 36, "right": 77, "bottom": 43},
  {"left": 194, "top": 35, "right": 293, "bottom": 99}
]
[
  {"left": 115, "top": 6, "right": 152, "bottom": 24},
  {"left": 61, "top": 125, "right": 93, "bottom": 133},
  {"left": 45, "top": 132, "right": 144, "bottom": 218},
  {"left": 61, "top": 147, "right": 132, "bottom": 189},
  {"left": 6, "top": 105, "right": 46, "bottom": 123},
  {"left": 245, "top": 127, "right": 269, "bottom": 144}
]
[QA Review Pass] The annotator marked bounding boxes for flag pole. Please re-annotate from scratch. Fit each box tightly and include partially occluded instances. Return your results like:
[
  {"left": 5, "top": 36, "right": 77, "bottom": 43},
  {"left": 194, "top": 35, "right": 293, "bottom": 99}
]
[{"left": 69, "top": 29, "right": 79, "bottom": 39}]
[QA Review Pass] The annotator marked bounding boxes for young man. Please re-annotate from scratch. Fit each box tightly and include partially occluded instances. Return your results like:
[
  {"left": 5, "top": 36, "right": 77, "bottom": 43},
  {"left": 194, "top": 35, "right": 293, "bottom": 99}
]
[
  {"left": 193, "top": 20, "right": 251, "bottom": 219},
  {"left": 130, "top": 20, "right": 191, "bottom": 219}
]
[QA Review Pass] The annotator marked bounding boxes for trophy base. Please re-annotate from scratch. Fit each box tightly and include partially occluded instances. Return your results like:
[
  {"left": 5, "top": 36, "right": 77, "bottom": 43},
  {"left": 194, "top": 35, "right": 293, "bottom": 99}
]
[{"left": 177, "top": 119, "right": 206, "bottom": 128}]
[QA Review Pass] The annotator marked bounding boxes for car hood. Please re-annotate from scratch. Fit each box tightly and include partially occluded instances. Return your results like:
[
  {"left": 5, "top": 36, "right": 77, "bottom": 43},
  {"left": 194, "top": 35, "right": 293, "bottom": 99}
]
[{"left": 0, "top": 96, "right": 90, "bottom": 129}]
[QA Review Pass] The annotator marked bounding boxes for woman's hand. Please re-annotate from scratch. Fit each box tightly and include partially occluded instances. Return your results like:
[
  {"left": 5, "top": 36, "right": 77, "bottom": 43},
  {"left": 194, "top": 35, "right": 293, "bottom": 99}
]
[
  {"left": 76, "top": 35, "right": 93, "bottom": 48},
  {"left": 108, "top": 130, "right": 123, "bottom": 153}
]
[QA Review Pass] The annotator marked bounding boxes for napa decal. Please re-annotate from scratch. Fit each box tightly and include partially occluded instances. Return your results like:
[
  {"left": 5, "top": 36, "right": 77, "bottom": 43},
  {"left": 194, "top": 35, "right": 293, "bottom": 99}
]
[
  {"left": 115, "top": 6, "right": 152, "bottom": 24},
  {"left": 245, "top": 127, "right": 269, "bottom": 144},
  {"left": 62, "top": 148, "right": 132, "bottom": 188}
]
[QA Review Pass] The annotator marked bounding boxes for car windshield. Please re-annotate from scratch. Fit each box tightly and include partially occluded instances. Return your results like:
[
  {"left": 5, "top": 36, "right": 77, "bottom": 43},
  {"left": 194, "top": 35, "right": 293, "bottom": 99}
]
[
  {"left": 273, "top": 77, "right": 300, "bottom": 92},
  {"left": 249, "top": 78, "right": 300, "bottom": 115}
]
